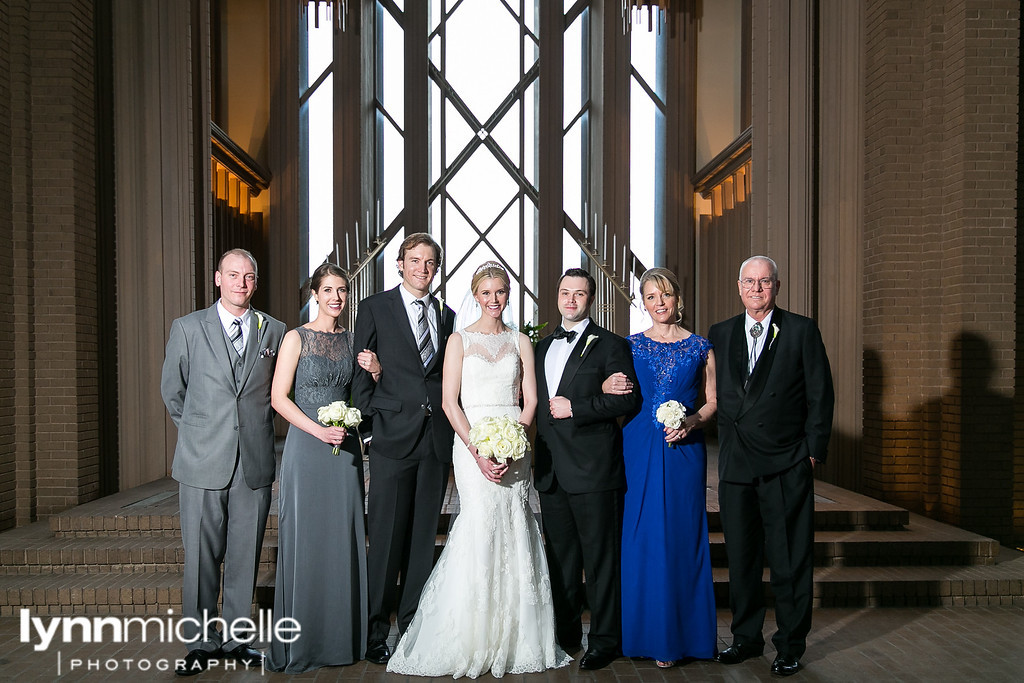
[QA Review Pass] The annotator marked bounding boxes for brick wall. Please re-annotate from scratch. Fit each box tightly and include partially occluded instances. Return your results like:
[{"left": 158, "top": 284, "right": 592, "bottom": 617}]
[
  {"left": 0, "top": 0, "right": 102, "bottom": 527},
  {"left": 0, "top": 0, "right": 15, "bottom": 529},
  {"left": 863, "top": 0, "right": 1020, "bottom": 546},
  {"left": 8, "top": 0, "right": 36, "bottom": 528}
]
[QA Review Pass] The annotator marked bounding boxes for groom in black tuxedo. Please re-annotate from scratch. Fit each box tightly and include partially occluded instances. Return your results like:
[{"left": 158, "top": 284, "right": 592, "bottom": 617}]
[
  {"left": 708, "top": 256, "right": 834, "bottom": 677},
  {"left": 534, "top": 268, "right": 640, "bottom": 671},
  {"left": 351, "top": 233, "right": 456, "bottom": 665}
]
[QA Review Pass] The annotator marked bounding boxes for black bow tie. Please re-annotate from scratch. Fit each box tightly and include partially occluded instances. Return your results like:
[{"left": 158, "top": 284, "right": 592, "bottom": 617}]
[{"left": 552, "top": 327, "right": 577, "bottom": 342}]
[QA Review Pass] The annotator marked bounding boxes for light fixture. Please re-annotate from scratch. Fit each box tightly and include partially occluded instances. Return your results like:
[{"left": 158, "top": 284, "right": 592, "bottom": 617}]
[
  {"left": 302, "top": 0, "right": 349, "bottom": 32},
  {"left": 622, "top": 0, "right": 671, "bottom": 33}
]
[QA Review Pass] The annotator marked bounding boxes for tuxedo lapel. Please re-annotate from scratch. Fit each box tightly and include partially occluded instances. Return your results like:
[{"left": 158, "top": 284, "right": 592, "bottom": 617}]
[
  {"left": 237, "top": 310, "right": 267, "bottom": 390},
  {"left": 728, "top": 317, "right": 748, "bottom": 393},
  {"left": 535, "top": 336, "right": 552, "bottom": 402},
  {"left": 556, "top": 327, "right": 598, "bottom": 395},
  {"left": 201, "top": 305, "right": 236, "bottom": 386},
  {"left": 422, "top": 295, "right": 446, "bottom": 374},
  {"left": 738, "top": 310, "right": 783, "bottom": 417},
  {"left": 388, "top": 287, "right": 422, "bottom": 360},
  {"left": 431, "top": 295, "right": 446, "bottom": 333}
]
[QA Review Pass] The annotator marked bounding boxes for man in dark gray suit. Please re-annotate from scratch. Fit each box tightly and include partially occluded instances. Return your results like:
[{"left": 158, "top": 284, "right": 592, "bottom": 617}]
[
  {"left": 351, "top": 233, "right": 456, "bottom": 665},
  {"left": 161, "top": 249, "right": 286, "bottom": 676},
  {"left": 708, "top": 256, "right": 834, "bottom": 677}
]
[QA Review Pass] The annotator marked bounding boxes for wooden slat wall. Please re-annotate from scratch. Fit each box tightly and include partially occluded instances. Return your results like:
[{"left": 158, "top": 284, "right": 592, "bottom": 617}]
[
  {"left": 696, "top": 164, "right": 751, "bottom": 337},
  {"left": 817, "top": 0, "right": 863, "bottom": 491}
]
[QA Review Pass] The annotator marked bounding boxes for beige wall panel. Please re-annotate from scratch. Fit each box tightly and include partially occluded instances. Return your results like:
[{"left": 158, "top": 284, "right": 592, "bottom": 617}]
[{"left": 113, "top": 0, "right": 198, "bottom": 488}]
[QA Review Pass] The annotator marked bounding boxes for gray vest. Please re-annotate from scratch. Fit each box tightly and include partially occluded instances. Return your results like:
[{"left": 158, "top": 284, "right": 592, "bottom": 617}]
[{"left": 221, "top": 321, "right": 252, "bottom": 387}]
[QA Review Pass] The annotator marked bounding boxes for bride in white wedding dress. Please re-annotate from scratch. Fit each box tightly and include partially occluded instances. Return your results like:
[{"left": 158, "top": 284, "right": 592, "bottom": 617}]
[{"left": 386, "top": 262, "right": 571, "bottom": 679}]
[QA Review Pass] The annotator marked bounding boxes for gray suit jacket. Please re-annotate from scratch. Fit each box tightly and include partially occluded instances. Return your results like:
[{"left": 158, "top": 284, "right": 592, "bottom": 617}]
[{"left": 161, "top": 303, "right": 286, "bottom": 490}]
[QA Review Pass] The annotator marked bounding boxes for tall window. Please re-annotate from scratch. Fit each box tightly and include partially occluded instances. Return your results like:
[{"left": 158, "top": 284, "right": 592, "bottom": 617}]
[
  {"left": 303, "top": 3, "right": 335, "bottom": 283},
  {"left": 374, "top": 0, "right": 551, "bottom": 327},
  {"left": 425, "top": 0, "right": 540, "bottom": 325},
  {"left": 628, "top": 20, "right": 666, "bottom": 332},
  {"left": 562, "top": 1, "right": 590, "bottom": 274},
  {"left": 298, "top": 1, "right": 687, "bottom": 334}
]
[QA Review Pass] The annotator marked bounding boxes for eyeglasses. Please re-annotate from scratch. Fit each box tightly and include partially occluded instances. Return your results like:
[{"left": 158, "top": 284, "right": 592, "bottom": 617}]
[{"left": 739, "top": 277, "right": 775, "bottom": 289}]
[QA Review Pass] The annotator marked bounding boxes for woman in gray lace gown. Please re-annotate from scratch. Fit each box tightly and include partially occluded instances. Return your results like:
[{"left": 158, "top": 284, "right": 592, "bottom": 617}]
[{"left": 268, "top": 263, "right": 377, "bottom": 672}]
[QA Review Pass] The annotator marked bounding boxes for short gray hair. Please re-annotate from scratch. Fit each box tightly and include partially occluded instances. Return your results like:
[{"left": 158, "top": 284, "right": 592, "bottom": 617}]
[{"left": 738, "top": 255, "right": 778, "bottom": 281}]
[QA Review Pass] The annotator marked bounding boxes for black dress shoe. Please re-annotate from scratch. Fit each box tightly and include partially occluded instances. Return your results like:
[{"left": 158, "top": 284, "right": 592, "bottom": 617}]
[
  {"left": 223, "top": 643, "right": 264, "bottom": 667},
  {"left": 771, "top": 655, "right": 801, "bottom": 676},
  {"left": 366, "top": 640, "right": 391, "bottom": 665},
  {"left": 578, "top": 649, "right": 620, "bottom": 670},
  {"left": 175, "top": 648, "right": 218, "bottom": 676},
  {"left": 714, "top": 643, "right": 764, "bottom": 665}
]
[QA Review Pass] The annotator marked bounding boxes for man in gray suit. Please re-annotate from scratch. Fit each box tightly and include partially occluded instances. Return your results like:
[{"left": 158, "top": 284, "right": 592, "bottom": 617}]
[{"left": 161, "top": 249, "right": 286, "bottom": 676}]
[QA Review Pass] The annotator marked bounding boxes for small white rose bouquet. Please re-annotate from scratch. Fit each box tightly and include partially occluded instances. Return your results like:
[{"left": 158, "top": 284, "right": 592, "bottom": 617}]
[
  {"left": 316, "top": 400, "right": 362, "bottom": 455},
  {"left": 656, "top": 400, "right": 688, "bottom": 448},
  {"left": 468, "top": 415, "right": 531, "bottom": 464}
]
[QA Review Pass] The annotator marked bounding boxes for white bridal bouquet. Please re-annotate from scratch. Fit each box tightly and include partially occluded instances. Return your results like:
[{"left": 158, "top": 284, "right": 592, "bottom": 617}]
[
  {"left": 468, "top": 415, "right": 531, "bottom": 464},
  {"left": 317, "top": 400, "right": 362, "bottom": 455},
  {"left": 656, "top": 400, "right": 688, "bottom": 448}
]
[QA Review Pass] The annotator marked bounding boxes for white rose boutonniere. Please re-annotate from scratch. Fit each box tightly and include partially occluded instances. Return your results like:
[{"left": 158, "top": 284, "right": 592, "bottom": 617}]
[
  {"left": 769, "top": 322, "right": 780, "bottom": 350},
  {"left": 581, "top": 334, "right": 599, "bottom": 357},
  {"left": 316, "top": 400, "right": 362, "bottom": 455},
  {"left": 656, "top": 400, "right": 688, "bottom": 449},
  {"left": 468, "top": 415, "right": 531, "bottom": 465}
]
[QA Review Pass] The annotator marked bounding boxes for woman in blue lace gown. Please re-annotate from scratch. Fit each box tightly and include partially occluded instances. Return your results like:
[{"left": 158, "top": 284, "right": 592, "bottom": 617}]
[
  {"left": 605, "top": 267, "right": 718, "bottom": 667},
  {"left": 268, "top": 264, "right": 376, "bottom": 672},
  {"left": 386, "top": 262, "right": 570, "bottom": 679}
]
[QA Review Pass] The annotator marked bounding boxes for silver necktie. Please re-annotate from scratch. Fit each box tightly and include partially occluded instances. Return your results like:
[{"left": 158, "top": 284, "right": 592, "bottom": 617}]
[
  {"left": 413, "top": 300, "right": 435, "bottom": 367},
  {"left": 229, "top": 318, "right": 244, "bottom": 357}
]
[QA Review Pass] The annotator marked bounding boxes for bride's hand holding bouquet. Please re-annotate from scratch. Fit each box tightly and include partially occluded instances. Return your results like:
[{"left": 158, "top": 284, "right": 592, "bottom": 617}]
[{"left": 468, "top": 415, "right": 530, "bottom": 483}]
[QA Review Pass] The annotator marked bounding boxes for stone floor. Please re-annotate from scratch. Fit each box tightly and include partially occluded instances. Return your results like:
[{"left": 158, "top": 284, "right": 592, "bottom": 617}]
[{"left": 2, "top": 606, "right": 1023, "bottom": 681}]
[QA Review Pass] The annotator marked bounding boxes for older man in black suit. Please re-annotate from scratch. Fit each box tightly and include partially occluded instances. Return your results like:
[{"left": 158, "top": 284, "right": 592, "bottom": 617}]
[
  {"left": 708, "top": 255, "right": 834, "bottom": 677},
  {"left": 533, "top": 268, "right": 640, "bottom": 671},
  {"left": 351, "top": 233, "right": 456, "bottom": 665}
]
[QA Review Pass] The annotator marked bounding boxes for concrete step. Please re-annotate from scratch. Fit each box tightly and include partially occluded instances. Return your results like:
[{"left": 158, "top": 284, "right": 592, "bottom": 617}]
[
  {"left": 0, "top": 569, "right": 279, "bottom": 617},
  {"left": 0, "top": 521, "right": 280, "bottom": 575},
  {"left": 48, "top": 474, "right": 913, "bottom": 540},
  {"left": 6, "top": 554, "right": 1023, "bottom": 617},
  {"left": 707, "top": 513, "right": 1000, "bottom": 568}
]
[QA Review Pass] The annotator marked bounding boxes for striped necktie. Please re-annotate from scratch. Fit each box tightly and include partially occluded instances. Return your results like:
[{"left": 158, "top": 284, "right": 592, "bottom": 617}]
[
  {"left": 413, "top": 299, "right": 435, "bottom": 367},
  {"left": 229, "top": 318, "right": 244, "bottom": 356}
]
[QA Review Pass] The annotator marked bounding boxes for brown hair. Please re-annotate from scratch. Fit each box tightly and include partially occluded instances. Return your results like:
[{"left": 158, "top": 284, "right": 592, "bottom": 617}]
[
  {"left": 397, "top": 232, "right": 444, "bottom": 268},
  {"left": 310, "top": 263, "right": 348, "bottom": 293}
]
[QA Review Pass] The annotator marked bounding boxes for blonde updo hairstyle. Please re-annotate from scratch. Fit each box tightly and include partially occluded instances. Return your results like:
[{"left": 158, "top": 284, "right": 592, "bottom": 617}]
[
  {"left": 471, "top": 261, "right": 511, "bottom": 294},
  {"left": 639, "top": 267, "right": 684, "bottom": 325}
]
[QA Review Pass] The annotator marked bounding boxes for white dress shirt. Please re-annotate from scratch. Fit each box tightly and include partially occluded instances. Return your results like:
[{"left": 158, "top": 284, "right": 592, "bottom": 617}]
[
  {"left": 216, "top": 301, "right": 252, "bottom": 351},
  {"left": 544, "top": 318, "right": 591, "bottom": 397},
  {"left": 744, "top": 309, "right": 775, "bottom": 374},
  {"left": 399, "top": 284, "right": 439, "bottom": 352}
]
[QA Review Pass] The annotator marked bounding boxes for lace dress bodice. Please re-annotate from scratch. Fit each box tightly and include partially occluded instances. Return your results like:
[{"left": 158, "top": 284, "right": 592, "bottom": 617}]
[
  {"left": 627, "top": 332, "right": 711, "bottom": 424},
  {"left": 292, "top": 327, "right": 354, "bottom": 410},
  {"left": 460, "top": 329, "right": 522, "bottom": 413}
]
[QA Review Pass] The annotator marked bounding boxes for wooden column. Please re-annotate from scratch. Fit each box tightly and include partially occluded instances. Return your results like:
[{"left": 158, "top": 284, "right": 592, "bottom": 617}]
[
  {"left": 537, "top": 0, "right": 564, "bottom": 329},
  {"left": 113, "top": 0, "right": 204, "bottom": 487},
  {"left": 749, "top": 0, "right": 816, "bottom": 315}
]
